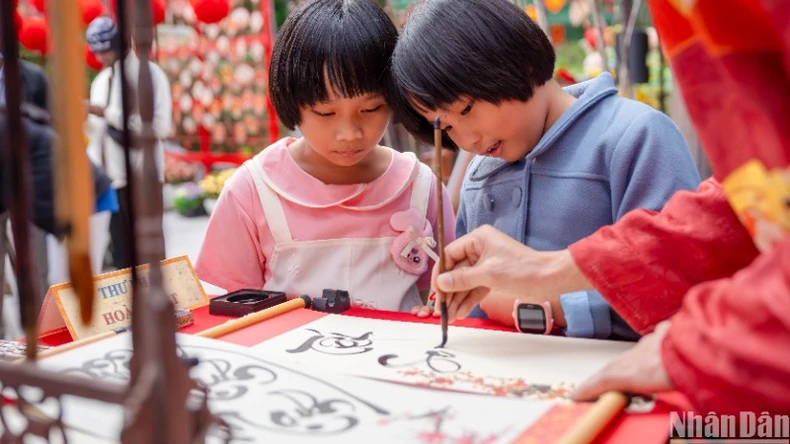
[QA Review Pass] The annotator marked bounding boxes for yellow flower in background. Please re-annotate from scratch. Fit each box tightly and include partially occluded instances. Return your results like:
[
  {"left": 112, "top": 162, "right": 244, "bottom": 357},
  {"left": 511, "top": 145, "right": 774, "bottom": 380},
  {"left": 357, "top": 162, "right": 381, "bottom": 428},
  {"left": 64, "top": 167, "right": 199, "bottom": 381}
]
[
  {"left": 221, "top": 65, "right": 234, "bottom": 83},
  {"left": 635, "top": 87, "right": 659, "bottom": 109},
  {"left": 199, "top": 167, "right": 238, "bottom": 199},
  {"left": 524, "top": 4, "right": 537, "bottom": 22},
  {"left": 545, "top": 0, "right": 566, "bottom": 14},
  {"left": 723, "top": 161, "right": 790, "bottom": 252}
]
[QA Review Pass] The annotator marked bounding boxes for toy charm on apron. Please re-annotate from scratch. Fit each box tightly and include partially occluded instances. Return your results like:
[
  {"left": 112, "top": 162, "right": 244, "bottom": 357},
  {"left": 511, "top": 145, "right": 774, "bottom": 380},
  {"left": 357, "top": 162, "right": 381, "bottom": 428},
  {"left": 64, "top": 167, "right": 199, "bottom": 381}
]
[{"left": 245, "top": 153, "right": 436, "bottom": 312}]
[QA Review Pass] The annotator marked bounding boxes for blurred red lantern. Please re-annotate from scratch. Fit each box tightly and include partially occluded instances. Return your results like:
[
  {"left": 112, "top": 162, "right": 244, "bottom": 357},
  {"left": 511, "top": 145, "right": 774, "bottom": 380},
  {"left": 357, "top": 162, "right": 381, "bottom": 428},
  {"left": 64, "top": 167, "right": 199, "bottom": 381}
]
[
  {"left": 80, "top": 0, "right": 105, "bottom": 26},
  {"left": 111, "top": 0, "right": 166, "bottom": 25},
  {"left": 19, "top": 16, "right": 49, "bottom": 55},
  {"left": 31, "top": 0, "right": 46, "bottom": 14},
  {"left": 585, "top": 27, "right": 599, "bottom": 50},
  {"left": 191, "top": 0, "right": 230, "bottom": 24},
  {"left": 152, "top": 0, "right": 166, "bottom": 25},
  {"left": 85, "top": 44, "right": 104, "bottom": 71}
]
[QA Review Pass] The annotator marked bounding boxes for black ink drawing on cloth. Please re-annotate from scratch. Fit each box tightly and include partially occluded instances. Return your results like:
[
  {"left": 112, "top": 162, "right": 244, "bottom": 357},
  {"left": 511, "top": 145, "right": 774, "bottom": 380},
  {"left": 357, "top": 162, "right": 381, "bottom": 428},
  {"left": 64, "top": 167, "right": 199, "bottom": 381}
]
[
  {"left": 378, "top": 350, "right": 462, "bottom": 374},
  {"left": 61, "top": 349, "right": 134, "bottom": 383},
  {"left": 277, "top": 328, "right": 578, "bottom": 403},
  {"left": 286, "top": 329, "right": 375, "bottom": 355},
  {"left": 284, "top": 328, "right": 464, "bottom": 373},
  {"left": 58, "top": 343, "right": 389, "bottom": 442}
]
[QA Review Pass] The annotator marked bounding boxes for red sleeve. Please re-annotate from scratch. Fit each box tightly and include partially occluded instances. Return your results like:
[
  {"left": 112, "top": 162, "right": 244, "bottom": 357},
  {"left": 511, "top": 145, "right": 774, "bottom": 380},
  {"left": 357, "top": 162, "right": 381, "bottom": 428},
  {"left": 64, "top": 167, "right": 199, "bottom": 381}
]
[
  {"left": 661, "top": 235, "right": 790, "bottom": 415},
  {"left": 567, "top": 178, "right": 760, "bottom": 334}
]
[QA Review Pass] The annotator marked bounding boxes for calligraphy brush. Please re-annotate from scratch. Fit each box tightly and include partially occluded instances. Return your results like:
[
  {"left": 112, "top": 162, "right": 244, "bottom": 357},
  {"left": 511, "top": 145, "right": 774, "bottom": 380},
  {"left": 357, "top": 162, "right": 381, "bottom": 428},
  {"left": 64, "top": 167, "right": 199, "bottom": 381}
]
[
  {"left": 433, "top": 117, "right": 448, "bottom": 348},
  {"left": 49, "top": 0, "right": 96, "bottom": 325},
  {"left": 1, "top": 0, "right": 37, "bottom": 360}
]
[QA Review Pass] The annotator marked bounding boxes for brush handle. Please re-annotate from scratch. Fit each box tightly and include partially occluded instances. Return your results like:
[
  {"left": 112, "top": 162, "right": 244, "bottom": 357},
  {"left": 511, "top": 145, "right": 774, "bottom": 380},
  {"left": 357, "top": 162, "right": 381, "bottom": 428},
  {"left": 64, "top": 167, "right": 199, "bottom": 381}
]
[
  {"left": 555, "top": 391, "right": 629, "bottom": 444},
  {"left": 433, "top": 126, "right": 446, "bottom": 276},
  {"left": 198, "top": 296, "right": 310, "bottom": 339},
  {"left": 433, "top": 121, "right": 447, "bottom": 317},
  {"left": 34, "top": 328, "right": 128, "bottom": 361},
  {"left": 49, "top": 0, "right": 96, "bottom": 327},
  {"left": 433, "top": 120, "right": 449, "bottom": 346}
]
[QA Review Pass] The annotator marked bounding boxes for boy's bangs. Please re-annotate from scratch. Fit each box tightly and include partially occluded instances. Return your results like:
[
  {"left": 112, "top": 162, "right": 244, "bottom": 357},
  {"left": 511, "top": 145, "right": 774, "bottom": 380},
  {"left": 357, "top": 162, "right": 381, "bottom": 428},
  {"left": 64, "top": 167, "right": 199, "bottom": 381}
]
[
  {"left": 389, "top": 0, "right": 555, "bottom": 145},
  {"left": 392, "top": 42, "right": 472, "bottom": 113},
  {"left": 391, "top": 1, "right": 533, "bottom": 113}
]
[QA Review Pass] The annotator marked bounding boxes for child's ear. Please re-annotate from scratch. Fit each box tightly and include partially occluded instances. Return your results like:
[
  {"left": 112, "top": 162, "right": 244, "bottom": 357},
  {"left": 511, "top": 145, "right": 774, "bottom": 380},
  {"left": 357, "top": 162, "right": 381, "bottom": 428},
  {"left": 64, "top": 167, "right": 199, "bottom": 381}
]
[{"left": 390, "top": 208, "right": 421, "bottom": 231}]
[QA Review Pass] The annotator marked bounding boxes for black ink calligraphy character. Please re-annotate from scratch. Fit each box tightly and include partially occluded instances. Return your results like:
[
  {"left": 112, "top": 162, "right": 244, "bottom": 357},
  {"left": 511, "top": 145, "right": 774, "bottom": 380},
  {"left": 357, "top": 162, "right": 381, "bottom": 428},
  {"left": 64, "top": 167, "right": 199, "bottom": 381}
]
[
  {"left": 267, "top": 390, "right": 359, "bottom": 434},
  {"left": 378, "top": 350, "right": 461, "bottom": 373},
  {"left": 287, "top": 329, "right": 374, "bottom": 355},
  {"left": 63, "top": 349, "right": 133, "bottom": 382}
]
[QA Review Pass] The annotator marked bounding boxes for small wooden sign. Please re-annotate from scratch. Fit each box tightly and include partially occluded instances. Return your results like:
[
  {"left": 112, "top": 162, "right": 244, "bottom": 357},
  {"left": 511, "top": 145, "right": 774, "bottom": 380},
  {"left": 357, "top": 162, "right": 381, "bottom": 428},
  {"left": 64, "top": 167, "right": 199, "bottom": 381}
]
[{"left": 38, "top": 256, "right": 209, "bottom": 340}]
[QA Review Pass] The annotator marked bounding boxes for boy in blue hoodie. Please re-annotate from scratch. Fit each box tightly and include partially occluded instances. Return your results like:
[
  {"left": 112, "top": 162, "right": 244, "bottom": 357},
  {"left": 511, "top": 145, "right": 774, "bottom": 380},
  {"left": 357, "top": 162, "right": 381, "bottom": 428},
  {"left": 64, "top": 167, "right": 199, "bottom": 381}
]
[{"left": 392, "top": 0, "right": 700, "bottom": 340}]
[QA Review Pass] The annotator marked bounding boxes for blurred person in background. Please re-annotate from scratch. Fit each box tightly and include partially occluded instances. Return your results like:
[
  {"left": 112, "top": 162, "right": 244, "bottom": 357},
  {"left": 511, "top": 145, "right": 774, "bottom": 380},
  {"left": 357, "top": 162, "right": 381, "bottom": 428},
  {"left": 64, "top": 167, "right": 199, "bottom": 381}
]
[{"left": 83, "top": 16, "right": 172, "bottom": 270}]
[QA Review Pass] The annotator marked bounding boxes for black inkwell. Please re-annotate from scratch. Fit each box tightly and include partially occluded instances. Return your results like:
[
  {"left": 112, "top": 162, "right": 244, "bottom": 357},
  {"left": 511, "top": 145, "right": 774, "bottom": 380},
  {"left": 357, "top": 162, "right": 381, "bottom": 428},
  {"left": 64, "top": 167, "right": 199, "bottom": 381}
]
[
  {"left": 227, "top": 294, "right": 267, "bottom": 304},
  {"left": 311, "top": 289, "right": 351, "bottom": 314},
  {"left": 209, "top": 289, "right": 287, "bottom": 317}
]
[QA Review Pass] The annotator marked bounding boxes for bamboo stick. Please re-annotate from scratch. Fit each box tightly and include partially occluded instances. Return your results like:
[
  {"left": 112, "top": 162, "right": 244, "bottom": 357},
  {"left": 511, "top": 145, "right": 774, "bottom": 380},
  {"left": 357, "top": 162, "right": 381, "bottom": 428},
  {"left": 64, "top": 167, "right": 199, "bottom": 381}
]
[
  {"left": 556, "top": 392, "right": 630, "bottom": 444},
  {"left": 198, "top": 296, "right": 310, "bottom": 339}
]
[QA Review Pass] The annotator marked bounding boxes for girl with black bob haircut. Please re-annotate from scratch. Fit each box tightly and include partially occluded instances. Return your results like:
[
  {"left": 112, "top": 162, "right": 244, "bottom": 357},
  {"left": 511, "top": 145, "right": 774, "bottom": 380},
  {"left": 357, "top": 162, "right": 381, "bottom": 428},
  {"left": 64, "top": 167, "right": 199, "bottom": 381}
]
[
  {"left": 399, "top": 0, "right": 700, "bottom": 343},
  {"left": 269, "top": 0, "right": 397, "bottom": 130},
  {"left": 196, "top": 0, "right": 455, "bottom": 314}
]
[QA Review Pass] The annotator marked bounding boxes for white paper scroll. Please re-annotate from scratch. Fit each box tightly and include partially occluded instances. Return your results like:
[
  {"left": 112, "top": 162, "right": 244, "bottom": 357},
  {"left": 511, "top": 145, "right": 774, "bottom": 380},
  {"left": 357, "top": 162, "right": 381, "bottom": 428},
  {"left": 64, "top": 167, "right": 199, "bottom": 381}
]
[
  {"left": 250, "top": 315, "right": 635, "bottom": 401},
  {"left": 31, "top": 333, "right": 553, "bottom": 443}
]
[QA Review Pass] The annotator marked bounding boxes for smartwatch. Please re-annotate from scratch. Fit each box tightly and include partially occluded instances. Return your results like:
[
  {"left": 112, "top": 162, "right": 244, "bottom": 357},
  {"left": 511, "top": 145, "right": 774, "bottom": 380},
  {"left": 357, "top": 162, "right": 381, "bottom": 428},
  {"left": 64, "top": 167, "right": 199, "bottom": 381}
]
[{"left": 512, "top": 299, "right": 554, "bottom": 335}]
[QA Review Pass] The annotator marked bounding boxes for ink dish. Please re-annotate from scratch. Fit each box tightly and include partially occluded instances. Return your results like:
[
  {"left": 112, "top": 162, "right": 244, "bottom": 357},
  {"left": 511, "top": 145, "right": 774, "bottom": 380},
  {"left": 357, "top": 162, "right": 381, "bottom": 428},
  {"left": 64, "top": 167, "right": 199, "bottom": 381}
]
[{"left": 209, "top": 289, "right": 287, "bottom": 317}]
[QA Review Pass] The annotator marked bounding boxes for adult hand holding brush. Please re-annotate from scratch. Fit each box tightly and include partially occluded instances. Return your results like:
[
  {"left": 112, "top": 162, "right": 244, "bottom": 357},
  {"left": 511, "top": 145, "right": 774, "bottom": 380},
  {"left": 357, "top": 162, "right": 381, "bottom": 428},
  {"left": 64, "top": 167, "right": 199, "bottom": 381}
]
[{"left": 428, "top": 225, "right": 579, "bottom": 327}]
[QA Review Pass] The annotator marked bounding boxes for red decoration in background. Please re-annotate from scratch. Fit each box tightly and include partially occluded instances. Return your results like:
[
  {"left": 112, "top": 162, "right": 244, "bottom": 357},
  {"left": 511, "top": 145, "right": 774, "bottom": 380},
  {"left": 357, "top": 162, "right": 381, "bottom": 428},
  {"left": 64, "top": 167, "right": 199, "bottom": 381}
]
[
  {"left": 191, "top": 0, "right": 230, "bottom": 24},
  {"left": 585, "top": 27, "right": 598, "bottom": 50},
  {"left": 27, "top": 0, "right": 105, "bottom": 28},
  {"left": 556, "top": 67, "right": 577, "bottom": 84},
  {"left": 152, "top": 0, "right": 166, "bottom": 25},
  {"left": 31, "top": 0, "right": 45, "bottom": 14},
  {"left": 85, "top": 44, "right": 104, "bottom": 71},
  {"left": 19, "top": 16, "right": 49, "bottom": 55},
  {"left": 80, "top": 0, "right": 105, "bottom": 26}
]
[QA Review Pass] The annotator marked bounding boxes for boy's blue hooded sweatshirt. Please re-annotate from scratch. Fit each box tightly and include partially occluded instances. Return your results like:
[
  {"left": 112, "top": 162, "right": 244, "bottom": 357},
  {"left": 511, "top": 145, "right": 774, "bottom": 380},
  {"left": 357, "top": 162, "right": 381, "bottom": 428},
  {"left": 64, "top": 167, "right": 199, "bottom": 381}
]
[{"left": 459, "top": 73, "right": 701, "bottom": 339}]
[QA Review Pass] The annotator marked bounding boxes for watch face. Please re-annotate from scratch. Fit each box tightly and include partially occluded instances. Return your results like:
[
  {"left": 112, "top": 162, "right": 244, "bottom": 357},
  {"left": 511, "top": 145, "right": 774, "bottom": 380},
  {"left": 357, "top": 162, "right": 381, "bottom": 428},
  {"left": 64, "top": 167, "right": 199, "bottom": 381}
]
[{"left": 517, "top": 304, "right": 547, "bottom": 334}]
